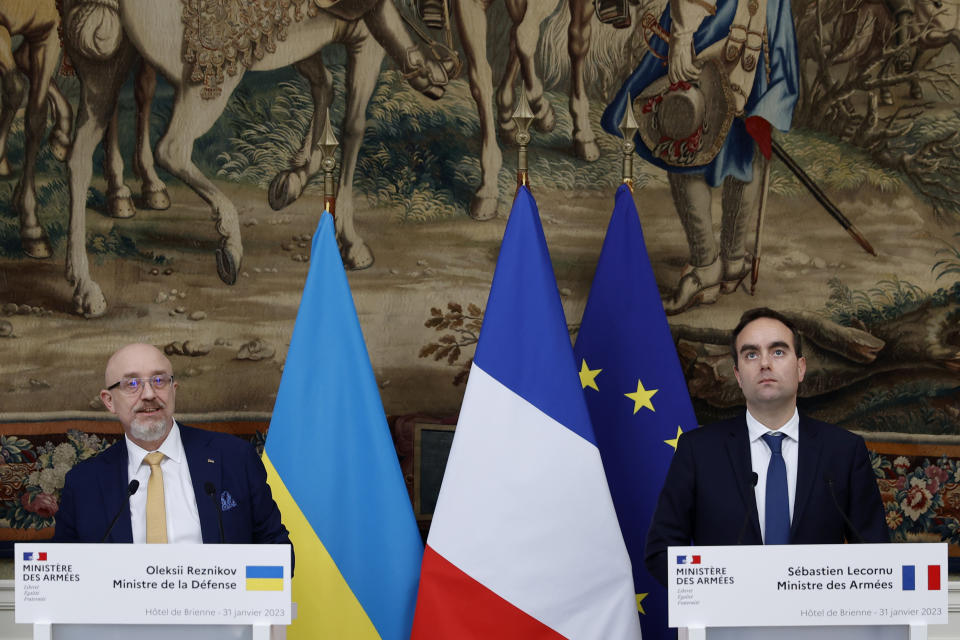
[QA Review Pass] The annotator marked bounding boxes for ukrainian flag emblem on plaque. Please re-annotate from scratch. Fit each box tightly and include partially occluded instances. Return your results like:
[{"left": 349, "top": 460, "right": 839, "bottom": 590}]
[{"left": 246, "top": 565, "right": 284, "bottom": 591}]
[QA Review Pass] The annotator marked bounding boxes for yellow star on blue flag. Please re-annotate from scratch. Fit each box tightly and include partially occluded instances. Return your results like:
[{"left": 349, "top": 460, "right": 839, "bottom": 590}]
[
  {"left": 664, "top": 426, "right": 683, "bottom": 450},
  {"left": 636, "top": 592, "right": 648, "bottom": 614},
  {"left": 579, "top": 360, "right": 602, "bottom": 391},
  {"left": 625, "top": 379, "right": 658, "bottom": 413}
]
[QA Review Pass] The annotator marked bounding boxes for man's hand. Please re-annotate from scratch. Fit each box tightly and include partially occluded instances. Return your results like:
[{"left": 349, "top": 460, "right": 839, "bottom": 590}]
[{"left": 668, "top": 33, "right": 701, "bottom": 83}]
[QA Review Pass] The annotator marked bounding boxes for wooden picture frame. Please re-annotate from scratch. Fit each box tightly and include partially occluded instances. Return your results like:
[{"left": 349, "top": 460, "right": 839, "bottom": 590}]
[{"left": 412, "top": 422, "right": 456, "bottom": 522}]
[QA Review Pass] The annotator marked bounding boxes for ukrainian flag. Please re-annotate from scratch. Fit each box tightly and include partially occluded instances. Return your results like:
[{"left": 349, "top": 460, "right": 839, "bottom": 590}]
[
  {"left": 263, "top": 212, "right": 423, "bottom": 639},
  {"left": 246, "top": 565, "right": 284, "bottom": 591}
]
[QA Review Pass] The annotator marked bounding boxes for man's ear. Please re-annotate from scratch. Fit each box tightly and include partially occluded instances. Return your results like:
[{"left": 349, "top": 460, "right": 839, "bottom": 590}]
[
  {"left": 100, "top": 390, "right": 116, "bottom": 414},
  {"left": 797, "top": 356, "right": 806, "bottom": 383}
]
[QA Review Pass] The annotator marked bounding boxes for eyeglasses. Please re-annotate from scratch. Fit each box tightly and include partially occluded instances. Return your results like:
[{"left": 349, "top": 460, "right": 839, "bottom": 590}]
[{"left": 107, "top": 374, "right": 175, "bottom": 395}]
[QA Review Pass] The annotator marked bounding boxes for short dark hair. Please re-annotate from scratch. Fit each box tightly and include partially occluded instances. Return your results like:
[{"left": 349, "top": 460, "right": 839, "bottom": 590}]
[{"left": 729, "top": 307, "right": 803, "bottom": 367}]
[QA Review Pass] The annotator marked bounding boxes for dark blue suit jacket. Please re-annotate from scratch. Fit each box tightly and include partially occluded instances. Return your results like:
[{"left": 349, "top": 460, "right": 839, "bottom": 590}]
[
  {"left": 645, "top": 414, "right": 888, "bottom": 586},
  {"left": 53, "top": 424, "right": 291, "bottom": 550}
]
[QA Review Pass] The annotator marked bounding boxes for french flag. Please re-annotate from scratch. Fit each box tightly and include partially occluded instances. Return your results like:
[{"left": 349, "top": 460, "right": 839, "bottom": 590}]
[
  {"left": 412, "top": 188, "right": 641, "bottom": 639},
  {"left": 22, "top": 552, "right": 47, "bottom": 561},
  {"left": 902, "top": 565, "right": 942, "bottom": 591},
  {"left": 677, "top": 556, "right": 701, "bottom": 565}
]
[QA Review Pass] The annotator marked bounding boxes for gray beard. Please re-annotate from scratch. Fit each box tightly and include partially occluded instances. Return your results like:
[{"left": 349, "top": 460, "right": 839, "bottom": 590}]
[{"left": 130, "top": 417, "right": 169, "bottom": 443}]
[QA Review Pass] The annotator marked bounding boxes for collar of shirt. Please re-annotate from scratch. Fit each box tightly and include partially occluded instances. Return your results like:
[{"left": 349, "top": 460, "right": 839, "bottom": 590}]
[
  {"left": 745, "top": 407, "right": 800, "bottom": 443},
  {"left": 125, "top": 420, "right": 203, "bottom": 544},
  {"left": 126, "top": 420, "right": 185, "bottom": 476}
]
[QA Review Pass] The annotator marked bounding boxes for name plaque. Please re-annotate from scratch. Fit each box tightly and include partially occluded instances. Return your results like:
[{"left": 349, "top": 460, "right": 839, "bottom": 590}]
[
  {"left": 668, "top": 543, "right": 947, "bottom": 628},
  {"left": 15, "top": 543, "right": 291, "bottom": 625}
]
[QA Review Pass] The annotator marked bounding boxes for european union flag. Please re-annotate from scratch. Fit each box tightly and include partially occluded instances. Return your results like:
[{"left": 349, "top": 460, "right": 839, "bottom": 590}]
[{"left": 574, "top": 184, "right": 699, "bottom": 640}]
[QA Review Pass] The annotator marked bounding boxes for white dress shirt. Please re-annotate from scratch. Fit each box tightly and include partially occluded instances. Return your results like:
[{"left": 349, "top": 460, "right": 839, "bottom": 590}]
[
  {"left": 747, "top": 408, "right": 800, "bottom": 543},
  {"left": 126, "top": 420, "right": 203, "bottom": 544}
]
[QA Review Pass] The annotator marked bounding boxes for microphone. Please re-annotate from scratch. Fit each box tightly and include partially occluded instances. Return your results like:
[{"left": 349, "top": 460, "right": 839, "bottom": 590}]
[
  {"left": 824, "top": 473, "right": 865, "bottom": 543},
  {"left": 204, "top": 482, "right": 225, "bottom": 543},
  {"left": 101, "top": 480, "right": 139, "bottom": 543},
  {"left": 736, "top": 472, "right": 759, "bottom": 545}
]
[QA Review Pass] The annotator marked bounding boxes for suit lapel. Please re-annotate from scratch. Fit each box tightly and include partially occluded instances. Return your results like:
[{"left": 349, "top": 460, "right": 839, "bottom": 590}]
[
  {"left": 724, "top": 416, "right": 761, "bottom": 543},
  {"left": 791, "top": 416, "right": 822, "bottom": 538},
  {"left": 98, "top": 439, "right": 133, "bottom": 543},
  {"left": 180, "top": 425, "right": 223, "bottom": 543}
]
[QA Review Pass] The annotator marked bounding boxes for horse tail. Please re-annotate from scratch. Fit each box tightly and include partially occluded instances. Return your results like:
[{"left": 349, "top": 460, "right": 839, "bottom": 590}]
[
  {"left": 539, "top": 1, "right": 654, "bottom": 100},
  {"left": 63, "top": 0, "right": 123, "bottom": 61},
  {"left": 539, "top": 1, "right": 571, "bottom": 89}
]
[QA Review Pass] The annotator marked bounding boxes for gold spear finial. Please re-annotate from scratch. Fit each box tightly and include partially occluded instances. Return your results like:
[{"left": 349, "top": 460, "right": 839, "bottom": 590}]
[
  {"left": 619, "top": 102, "right": 639, "bottom": 191},
  {"left": 316, "top": 107, "right": 339, "bottom": 216},
  {"left": 512, "top": 83, "right": 535, "bottom": 191}
]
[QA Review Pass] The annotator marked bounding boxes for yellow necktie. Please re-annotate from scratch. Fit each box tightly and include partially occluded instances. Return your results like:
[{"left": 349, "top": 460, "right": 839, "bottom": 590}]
[{"left": 144, "top": 452, "right": 167, "bottom": 543}]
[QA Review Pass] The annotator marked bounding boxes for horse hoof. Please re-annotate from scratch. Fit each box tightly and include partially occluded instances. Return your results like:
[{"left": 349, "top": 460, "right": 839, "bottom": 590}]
[
  {"left": 142, "top": 188, "right": 171, "bottom": 210},
  {"left": 342, "top": 242, "right": 373, "bottom": 270},
  {"left": 216, "top": 240, "right": 239, "bottom": 285},
  {"left": 49, "top": 137, "right": 70, "bottom": 163},
  {"left": 73, "top": 282, "right": 107, "bottom": 318},
  {"left": 575, "top": 139, "right": 600, "bottom": 162},
  {"left": 108, "top": 196, "right": 137, "bottom": 219},
  {"left": 417, "top": 84, "right": 445, "bottom": 100},
  {"left": 469, "top": 195, "right": 498, "bottom": 221},
  {"left": 22, "top": 230, "right": 52, "bottom": 259},
  {"left": 268, "top": 171, "right": 304, "bottom": 211},
  {"left": 534, "top": 103, "right": 556, "bottom": 133},
  {"left": 402, "top": 47, "right": 447, "bottom": 101}
]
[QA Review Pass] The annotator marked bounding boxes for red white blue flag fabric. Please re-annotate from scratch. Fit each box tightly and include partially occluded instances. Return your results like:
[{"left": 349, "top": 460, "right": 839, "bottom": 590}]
[{"left": 411, "top": 187, "right": 641, "bottom": 639}]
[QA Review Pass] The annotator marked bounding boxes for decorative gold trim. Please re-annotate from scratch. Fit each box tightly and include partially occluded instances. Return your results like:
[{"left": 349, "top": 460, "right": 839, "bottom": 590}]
[{"left": 181, "top": 0, "right": 311, "bottom": 99}]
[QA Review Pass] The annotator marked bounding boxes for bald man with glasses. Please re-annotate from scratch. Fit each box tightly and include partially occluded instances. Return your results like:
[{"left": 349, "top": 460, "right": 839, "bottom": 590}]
[{"left": 53, "top": 343, "right": 292, "bottom": 552}]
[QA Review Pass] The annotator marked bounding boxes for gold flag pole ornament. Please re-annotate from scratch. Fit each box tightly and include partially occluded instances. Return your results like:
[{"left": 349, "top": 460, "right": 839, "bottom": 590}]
[
  {"left": 316, "top": 107, "right": 339, "bottom": 217},
  {"left": 619, "top": 104, "right": 639, "bottom": 191},
  {"left": 512, "top": 84, "right": 535, "bottom": 191}
]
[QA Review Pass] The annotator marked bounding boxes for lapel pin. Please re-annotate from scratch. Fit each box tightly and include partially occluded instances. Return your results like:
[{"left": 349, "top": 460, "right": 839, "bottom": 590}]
[{"left": 207, "top": 459, "right": 215, "bottom": 464}]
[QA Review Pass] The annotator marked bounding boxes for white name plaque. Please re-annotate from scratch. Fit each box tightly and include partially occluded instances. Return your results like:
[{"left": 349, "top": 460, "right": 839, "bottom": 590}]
[
  {"left": 668, "top": 543, "right": 947, "bottom": 628},
  {"left": 15, "top": 543, "right": 291, "bottom": 625}
]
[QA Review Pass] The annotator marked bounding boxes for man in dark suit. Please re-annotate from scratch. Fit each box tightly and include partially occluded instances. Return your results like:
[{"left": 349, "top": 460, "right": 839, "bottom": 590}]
[
  {"left": 53, "top": 343, "right": 291, "bottom": 551},
  {"left": 645, "top": 308, "right": 887, "bottom": 586}
]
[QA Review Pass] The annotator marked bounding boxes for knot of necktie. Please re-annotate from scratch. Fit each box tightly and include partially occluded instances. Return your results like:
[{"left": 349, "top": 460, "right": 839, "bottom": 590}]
[
  {"left": 762, "top": 432, "right": 784, "bottom": 454},
  {"left": 145, "top": 451, "right": 165, "bottom": 468}
]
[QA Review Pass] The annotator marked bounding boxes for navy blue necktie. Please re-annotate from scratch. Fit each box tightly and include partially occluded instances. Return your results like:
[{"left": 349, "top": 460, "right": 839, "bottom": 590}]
[{"left": 762, "top": 432, "right": 790, "bottom": 545}]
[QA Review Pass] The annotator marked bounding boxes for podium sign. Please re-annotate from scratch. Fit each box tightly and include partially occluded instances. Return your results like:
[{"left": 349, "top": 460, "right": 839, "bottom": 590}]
[
  {"left": 668, "top": 543, "right": 947, "bottom": 628},
  {"left": 15, "top": 543, "right": 291, "bottom": 626}
]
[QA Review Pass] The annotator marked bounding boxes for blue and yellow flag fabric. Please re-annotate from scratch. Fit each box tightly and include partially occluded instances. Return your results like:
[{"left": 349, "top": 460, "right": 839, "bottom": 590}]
[
  {"left": 246, "top": 565, "right": 284, "bottom": 591},
  {"left": 573, "top": 184, "right": 700, "bottom": 640},
  {"left": 263, "top": 212, "right": 423, "bottom": 639}
]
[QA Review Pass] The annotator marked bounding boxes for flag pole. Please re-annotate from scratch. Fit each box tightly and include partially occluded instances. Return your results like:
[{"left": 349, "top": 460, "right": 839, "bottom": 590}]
[
  {"left": 512, "top": 83, "right": 535, "bottom": 192},
  {"left": 619, "top": 101, "right": 639, "bottom": 192},
  {"left": 316, "top": 107, "right": 339, "bottom": 217}
]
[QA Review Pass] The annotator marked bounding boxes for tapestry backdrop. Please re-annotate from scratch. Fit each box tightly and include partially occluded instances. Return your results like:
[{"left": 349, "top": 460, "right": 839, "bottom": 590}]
[{"left": 1, "top": 0, "right": 958, "bottom": 561}]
